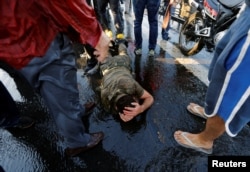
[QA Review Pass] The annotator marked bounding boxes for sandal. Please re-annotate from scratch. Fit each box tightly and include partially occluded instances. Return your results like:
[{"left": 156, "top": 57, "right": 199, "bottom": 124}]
[
  {"left": 186, "top": 103, "right": 207, "bottom": 119},
  {"left": 174, "top": 131, "right": 213, "bottom": 154}
]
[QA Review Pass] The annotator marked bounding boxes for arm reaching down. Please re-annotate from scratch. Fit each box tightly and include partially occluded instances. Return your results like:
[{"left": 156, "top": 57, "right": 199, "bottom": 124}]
[{"left": 94, "top": 31, "right": 110, "bottom": 62}]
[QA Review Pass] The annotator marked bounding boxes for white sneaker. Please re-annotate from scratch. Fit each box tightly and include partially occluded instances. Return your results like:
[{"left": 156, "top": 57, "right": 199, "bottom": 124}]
[
  {"left": 134, "top": 48, "right": 142, "bottom": 56},
  {"left": 148, "top": 49, "right": 155, "bottom": 57}
]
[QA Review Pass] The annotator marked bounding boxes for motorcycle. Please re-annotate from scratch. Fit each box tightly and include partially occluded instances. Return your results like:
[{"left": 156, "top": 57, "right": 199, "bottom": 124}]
[{"left": 178, "top": 0, "right": 244, "bottom": 56}]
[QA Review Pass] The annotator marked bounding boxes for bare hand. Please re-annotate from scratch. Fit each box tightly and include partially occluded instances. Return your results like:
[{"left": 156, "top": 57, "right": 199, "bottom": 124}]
[
  {"left": 94, "top": 31, "right": 110, "bottom": 62},
  {"left": 119, "top": 113, "right": 134, "bottom": 122},
  {"left": 119, "top": 102, "right": 142, "bottom": 122}
]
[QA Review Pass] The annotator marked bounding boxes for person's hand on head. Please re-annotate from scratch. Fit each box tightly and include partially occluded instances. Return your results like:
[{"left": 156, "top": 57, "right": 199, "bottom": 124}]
[
  {"left": 94, "top": 31, "right": 110, "bottom": 62},
  {"left": 123, "top": 102, "right": 142, "bottom": 116},
  {"left": 119, "top": 113, "right": 134, "bottom": 122},
  {"left": 119, "top": 102, "right": 142, "bottom": 122}
]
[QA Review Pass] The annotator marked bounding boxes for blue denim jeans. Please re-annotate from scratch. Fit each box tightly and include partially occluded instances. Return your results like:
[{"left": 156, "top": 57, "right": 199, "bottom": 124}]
[
  {"left": 161, "top": 0, "right": 171, "bottom": 40},
  {"left": 132, "top": 0, "right": 160, "bottom": 50},
  {"left": 19, "top": 33, "right": 91, "bottom": 148},
  {"left": 161, "top": 25, "right": 170, "bottom": 40}
]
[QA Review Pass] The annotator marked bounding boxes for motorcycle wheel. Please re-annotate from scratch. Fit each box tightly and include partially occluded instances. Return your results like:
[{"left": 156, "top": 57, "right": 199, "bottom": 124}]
[{"left": 178, "top": 12, "right": 205, "bottom": 56}]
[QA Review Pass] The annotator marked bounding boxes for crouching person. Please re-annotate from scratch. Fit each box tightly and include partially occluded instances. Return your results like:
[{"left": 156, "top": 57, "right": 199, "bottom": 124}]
[
  {"left": 0, "top": 0, "right": 110, "bottom": 157},
  {"left": 99, "top": 43, "right": 154, "bottom": 122}
]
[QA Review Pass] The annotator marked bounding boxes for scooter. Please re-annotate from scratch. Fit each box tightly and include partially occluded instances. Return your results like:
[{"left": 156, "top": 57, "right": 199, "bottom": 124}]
[{"left": 178, "top": 0, "right": 244, "bottom": 56}]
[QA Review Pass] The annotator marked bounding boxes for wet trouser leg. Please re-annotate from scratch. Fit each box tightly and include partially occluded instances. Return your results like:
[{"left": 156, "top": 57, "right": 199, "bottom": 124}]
[
  {"left": 98, "top": 0, "right": 110, "bottom": 31},
  {"left": 109, "top": 0, "right": 124, "bottom": 34},
  {"left": 19, "top": 33, "right": 91, "bottom": 148},
  {"left": 132, "top": 0, "right": 146, "bottom": 49},
  {"left": 147, "top": 0, "right": 160, "bottom": 50}
]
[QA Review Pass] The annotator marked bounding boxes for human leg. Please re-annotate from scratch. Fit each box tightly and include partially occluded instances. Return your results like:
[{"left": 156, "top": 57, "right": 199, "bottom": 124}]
[
  {"left": 19, "top": 34, "right": 104, "bottom": 153},
  {"left": 161, "top": 1, "right": 171, "bottom": 40},
  {"left": 175, "top": 26, "right": 250, "bottom": 154},
  {"left": 186, "top": 102, "right": 207, "bottom": 119},
  {"left": 161, "top": 12, "right": 171, "bottom": 40},
  {"left": 161, "top": 27, "right": 170, "bottom": 41},
  {"left": 174, "top": 115, "right": 225, "bottom": 154},
  {"left": 40, "top": 79, "right": 103, "bottom": 156},
  {"left": 132, "top": 0, "right": 146, "bottom": 50},
  {"left": 92, "top": 0, "right": 101, "bottom": 21},
  {"left": 109, "top": 0, "right": 124, "bottom": 37},
  {"left": 206, "top": 34, "right": 250, "bottom": 136},
  {"left": 97, "top": 0, "right": 110, "bottom": 32},
  {"left": 147, "top": 0, "right": 160, "bottom": 50},
  {"left": 124, "top": 0, "right": 130, "bottom": 14}
]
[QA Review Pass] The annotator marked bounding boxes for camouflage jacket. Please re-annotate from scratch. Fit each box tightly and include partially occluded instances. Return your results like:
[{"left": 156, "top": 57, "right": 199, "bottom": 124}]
[{"left": 100, "top": 53, "right": 144, "bottom": 114}]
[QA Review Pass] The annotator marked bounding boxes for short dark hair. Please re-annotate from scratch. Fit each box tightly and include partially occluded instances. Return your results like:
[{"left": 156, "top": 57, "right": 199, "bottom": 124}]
[{"left": 116, "top": 95, "right": 136, "bottom": 113}]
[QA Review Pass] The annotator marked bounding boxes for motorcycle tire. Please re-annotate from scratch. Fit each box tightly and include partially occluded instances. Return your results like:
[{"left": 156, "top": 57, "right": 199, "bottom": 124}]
[{"left": 178, "top": 12, "right": 205, "bottom": 56}]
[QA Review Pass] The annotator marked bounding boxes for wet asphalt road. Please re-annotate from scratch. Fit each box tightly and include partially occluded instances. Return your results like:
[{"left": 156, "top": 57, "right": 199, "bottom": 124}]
[{"left": 1, "top": 13, "right": 250, "bottom": 172}]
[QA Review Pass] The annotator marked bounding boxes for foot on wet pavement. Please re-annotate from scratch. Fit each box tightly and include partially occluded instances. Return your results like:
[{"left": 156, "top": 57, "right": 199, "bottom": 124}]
[
  {"left": 174, "top": 130, "right": 213, "bottom": 154},
  {"left": 187, "top": 103, "right": 207, "bottom": 119},
  {"left": 65, "top": 132, "right": 104, "bottom": 157}
]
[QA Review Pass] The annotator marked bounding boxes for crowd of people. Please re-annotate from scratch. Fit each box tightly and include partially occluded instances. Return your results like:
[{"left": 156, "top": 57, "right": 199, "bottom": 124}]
[{"left": 0, "top": 0, "right": 250, "bottom": 160}]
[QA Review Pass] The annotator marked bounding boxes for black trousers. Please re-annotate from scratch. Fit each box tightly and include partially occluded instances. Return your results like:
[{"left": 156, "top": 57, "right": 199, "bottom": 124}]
[{"left": 97, "top": 0, "right": 124, "bottom": 34}]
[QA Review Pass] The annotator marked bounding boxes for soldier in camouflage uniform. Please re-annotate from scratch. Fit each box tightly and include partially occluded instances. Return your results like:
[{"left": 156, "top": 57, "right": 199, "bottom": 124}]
[{"left": 99, "top": 43, "right": 154, "bottom": 122}]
